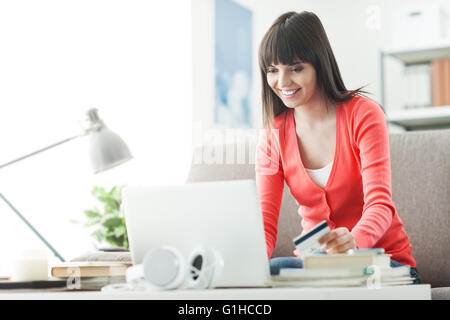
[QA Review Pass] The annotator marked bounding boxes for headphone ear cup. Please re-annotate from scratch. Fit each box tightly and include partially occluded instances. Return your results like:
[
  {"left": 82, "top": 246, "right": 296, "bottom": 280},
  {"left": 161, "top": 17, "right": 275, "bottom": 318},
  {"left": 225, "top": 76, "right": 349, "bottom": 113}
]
[
  {"left": 187, "top": 247, "right": 207, "bottom": 289},
  {"left": 143, "top": 246, "right": 187, "bottom": 290},
  {"left": 187, "top": 247, "right": 224, "bottom": 289}
]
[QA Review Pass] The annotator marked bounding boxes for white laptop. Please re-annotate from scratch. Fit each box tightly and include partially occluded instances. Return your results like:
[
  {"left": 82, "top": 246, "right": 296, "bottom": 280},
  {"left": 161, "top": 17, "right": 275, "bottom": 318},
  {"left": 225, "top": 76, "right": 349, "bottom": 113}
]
[{"left": 122, "top": 179, "right": 273, "bottom": 288}]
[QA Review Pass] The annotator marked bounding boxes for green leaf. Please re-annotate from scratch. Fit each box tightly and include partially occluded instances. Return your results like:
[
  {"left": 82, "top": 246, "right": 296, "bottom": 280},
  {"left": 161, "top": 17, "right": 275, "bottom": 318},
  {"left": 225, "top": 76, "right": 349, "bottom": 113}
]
[
  {"left": 110, "top": 185, "right": 125, "bottom": 202},
  {"left": 105, "top": 234, "right": 120, "bottom": 247},
  {"left": 83, "top": 209, "right": 102, "bottom": 219},
  {"left": 91, "top": 229, "right": 104, "bottom": 242},
  {"left": 84, "top": 219, "right": 101, "bottom": 227},
  {"left": 98, "top": 196, "right": 121, "bottom": 211},
  {"left": 109, "top": 186, "right": 117, "bottom": 196},
  {"left": 102, "top": 216, "right": 122, "bottom": 229},
  {"left": 92, "top": 188, "right": 107, "bottom": 201},
  {"left": 113, "top": 226, "right": 126, "bottom": 238}
]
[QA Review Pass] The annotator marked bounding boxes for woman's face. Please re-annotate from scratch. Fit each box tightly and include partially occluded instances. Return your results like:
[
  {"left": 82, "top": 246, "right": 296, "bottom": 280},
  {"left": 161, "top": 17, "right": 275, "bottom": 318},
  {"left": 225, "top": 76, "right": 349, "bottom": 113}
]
[{"left": 266, "top": 60, "right": 319, "bottom": 109}]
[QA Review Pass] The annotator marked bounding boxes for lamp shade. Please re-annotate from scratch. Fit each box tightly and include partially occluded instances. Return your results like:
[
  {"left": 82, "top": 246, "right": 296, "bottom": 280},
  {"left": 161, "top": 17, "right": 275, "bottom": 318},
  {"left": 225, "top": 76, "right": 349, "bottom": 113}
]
[
  {"left": 89, "top": 126, "right": 133, "bottom": 173},
  {"left": 86, "top": 108, "right": 132, "bottom": 173}
]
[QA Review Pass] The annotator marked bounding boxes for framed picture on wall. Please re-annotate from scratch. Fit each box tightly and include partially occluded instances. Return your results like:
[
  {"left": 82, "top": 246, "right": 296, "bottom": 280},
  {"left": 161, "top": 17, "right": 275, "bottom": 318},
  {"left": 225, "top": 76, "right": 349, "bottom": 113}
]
[{"left": 214, "top": 0, "right": 253, "bottom": 128}]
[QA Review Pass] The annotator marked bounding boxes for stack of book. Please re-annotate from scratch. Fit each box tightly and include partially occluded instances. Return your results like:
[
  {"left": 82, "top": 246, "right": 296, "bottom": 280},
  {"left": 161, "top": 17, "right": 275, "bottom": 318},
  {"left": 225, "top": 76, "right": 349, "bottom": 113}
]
[
  {"left": 50, "top": 261, "right": 131, "bottom": 290},
  {"left": 273, "top": 250, "right": 414, "bottom": 287}
]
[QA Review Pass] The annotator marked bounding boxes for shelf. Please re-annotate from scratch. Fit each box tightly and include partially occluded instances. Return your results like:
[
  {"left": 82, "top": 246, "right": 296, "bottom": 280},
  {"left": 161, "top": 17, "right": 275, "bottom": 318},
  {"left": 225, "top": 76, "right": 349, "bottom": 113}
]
[
  {"left": 383, "top": 42, "right": 450, "bottom": 65},
  {"left": 387, "top": 106, "right": 450, "bottom": 129},
  {"left": 381, "top": 42, "right": 450, "bottom": 130}
]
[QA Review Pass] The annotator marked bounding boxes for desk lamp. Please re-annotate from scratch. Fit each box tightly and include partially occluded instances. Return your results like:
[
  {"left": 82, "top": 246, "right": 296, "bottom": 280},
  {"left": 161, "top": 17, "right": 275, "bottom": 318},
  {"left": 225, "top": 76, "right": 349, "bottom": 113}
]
[{"left": 0, "top": 108, "right": 133, "bottom": 262}]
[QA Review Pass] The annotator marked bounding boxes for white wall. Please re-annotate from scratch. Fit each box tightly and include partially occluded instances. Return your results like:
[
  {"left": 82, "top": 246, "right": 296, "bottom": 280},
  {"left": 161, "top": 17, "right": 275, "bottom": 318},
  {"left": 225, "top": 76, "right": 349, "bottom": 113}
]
[
  {"left": 192, "top": 0, "right": 216, "bottom": 129},
  {"left": 0, "top": 0, "right": 192, "bottom": 273}
]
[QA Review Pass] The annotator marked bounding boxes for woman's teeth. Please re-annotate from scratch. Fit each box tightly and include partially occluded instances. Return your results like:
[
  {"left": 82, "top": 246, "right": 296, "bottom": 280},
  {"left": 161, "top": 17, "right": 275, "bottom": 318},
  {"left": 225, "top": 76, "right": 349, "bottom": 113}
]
[{"left": 281, "top": 88, "right": 301, "bottom": 97}]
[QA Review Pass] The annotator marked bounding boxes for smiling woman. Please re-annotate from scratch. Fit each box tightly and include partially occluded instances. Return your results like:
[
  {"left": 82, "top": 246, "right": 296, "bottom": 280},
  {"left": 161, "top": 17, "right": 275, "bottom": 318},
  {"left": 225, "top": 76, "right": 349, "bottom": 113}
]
[{"left": 255, "top": 11, "right": 420, "bottom": 284}]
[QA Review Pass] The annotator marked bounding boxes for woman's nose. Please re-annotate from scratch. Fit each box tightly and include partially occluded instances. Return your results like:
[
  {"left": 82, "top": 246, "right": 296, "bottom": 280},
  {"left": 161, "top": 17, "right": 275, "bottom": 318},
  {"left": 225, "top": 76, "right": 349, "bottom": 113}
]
[{"left": 277, "top": 71, "right": 292, "bottom": 88}]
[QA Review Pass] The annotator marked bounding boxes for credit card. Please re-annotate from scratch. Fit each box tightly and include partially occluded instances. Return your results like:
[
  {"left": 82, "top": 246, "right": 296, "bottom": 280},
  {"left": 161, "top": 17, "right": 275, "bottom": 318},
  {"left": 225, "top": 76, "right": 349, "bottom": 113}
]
[{"left": 293, "top": 220, "right": 330, "bottom": 257}]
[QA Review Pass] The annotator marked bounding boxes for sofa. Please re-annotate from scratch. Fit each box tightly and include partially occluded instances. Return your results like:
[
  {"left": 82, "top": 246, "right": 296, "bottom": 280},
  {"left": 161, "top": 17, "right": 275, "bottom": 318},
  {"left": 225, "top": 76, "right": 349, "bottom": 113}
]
[{"left": 187, "top": 128, "right": 450, "bottom": 300}]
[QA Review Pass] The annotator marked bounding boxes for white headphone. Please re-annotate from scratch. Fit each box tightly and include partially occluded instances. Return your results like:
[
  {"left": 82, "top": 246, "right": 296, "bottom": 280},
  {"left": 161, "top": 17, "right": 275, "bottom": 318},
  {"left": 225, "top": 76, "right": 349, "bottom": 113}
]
[{"left": 126, "top": 246, "right": 224, "bottom": 290}]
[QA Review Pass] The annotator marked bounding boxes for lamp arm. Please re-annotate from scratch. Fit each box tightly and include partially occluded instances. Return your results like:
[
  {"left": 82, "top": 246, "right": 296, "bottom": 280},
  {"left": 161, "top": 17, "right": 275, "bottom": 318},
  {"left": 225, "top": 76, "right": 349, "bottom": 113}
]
[
  {"left": 0, "top": 120, "right": 105, "bottom": 263},
  {"left": 0, "top": 193, "right": 65, "bottom": 262},
  {"left": 0, "top": 130, "right": 94, "bottom": 170},
  {"left": 0, "top": 131, "right": 92, "bottom": 261}
]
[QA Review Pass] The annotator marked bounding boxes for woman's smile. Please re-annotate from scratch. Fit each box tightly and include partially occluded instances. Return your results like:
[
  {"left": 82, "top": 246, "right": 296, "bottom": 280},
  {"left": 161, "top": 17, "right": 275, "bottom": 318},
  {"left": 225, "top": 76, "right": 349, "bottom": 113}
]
[{"left": 280, "top": 88, "right": 302, "bottom": 99}]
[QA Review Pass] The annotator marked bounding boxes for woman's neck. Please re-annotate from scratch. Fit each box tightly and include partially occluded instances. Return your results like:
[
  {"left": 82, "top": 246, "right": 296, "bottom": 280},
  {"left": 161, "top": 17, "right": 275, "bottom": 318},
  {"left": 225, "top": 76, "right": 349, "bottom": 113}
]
[{"left": 293, "top": 93, "right": 336, "bottom": 130}]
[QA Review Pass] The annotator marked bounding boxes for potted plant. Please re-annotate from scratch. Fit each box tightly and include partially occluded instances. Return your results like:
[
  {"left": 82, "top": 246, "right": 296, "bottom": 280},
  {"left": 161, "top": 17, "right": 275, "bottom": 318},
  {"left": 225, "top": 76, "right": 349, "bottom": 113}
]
[{"left": 72, "top": 185, "right": 129, "bottom": 251}]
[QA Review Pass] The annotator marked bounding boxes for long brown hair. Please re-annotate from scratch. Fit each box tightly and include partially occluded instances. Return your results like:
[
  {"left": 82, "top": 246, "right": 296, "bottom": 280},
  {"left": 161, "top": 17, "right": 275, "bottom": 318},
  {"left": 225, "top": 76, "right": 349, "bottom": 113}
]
[{"left": 258, "top": 11, "right": 368, "bottom": 128}]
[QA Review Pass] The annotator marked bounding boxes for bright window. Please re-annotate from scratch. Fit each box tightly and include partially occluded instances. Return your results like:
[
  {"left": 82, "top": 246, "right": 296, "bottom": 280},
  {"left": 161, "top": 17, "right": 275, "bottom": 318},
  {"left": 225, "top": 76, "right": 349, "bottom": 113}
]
[{"left": 0, "top": 0, "right": 192, "bottom": 273}]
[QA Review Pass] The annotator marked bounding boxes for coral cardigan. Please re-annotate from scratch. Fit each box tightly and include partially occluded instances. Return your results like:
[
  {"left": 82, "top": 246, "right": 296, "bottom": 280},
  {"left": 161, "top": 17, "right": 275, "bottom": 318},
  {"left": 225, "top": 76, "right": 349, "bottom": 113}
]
[{"left": 255, "top": 95, "right": 416, "bottom": 267}]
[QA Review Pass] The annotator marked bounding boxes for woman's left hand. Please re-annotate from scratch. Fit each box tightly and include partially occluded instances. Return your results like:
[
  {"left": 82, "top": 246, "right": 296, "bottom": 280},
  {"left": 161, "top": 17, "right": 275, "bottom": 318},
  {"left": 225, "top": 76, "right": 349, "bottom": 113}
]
[{"left": 318, "top": 227, "right": 356, "bottom": 254}]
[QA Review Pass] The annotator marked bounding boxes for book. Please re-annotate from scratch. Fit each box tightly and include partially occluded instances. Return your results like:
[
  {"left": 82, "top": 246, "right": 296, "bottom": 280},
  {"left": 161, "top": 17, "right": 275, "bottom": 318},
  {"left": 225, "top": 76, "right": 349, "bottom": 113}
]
[
  {"left": 444, "top": 59, "right": 450, "bottom": 105},
  {"left": 278, "top": 265, "right": 410, "bottom": 280},
  {"left": 432, "top": 59, "right": 450, "bottom": 106},
  {"left": 272, "top": 266, "right": 413, "bottom": 287},
  {"left": 270, "top": 276, "right": 414, "bottom": 288},
  {"left": 50, "top": 261, "right": 131, "bottom": 278},
  {"left": 279, "top": 267, "right": 370, "bottom": 279},
  {"left": 419, "top": 64, "right": 432, "bottom": 108},
  {"left": 302, "top": 252, "right": 391, "bottom": 270},
  {"left": 270, "top": 276, "right": 368, "bottom": 287}
]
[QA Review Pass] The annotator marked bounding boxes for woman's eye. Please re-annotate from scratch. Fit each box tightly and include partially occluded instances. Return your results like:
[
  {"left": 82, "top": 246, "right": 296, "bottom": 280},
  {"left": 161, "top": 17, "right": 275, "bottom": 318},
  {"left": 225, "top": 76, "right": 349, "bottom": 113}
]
[
  {"left": 267, "top": 69, "right": 276, "bottom": 74},
  {"left": 292, "top": 67, "right": 303, "bottom": 72}
]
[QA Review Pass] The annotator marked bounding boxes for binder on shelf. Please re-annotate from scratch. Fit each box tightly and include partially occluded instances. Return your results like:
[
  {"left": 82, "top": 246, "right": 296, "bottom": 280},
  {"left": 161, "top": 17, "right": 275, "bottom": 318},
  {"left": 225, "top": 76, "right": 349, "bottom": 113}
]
[
  {"left": 444, "top": 60, "right": 450, "bottom": 105},
  {"left": 403, "top": 64, "right": 432, "bottom": 109},
  {"left": 432, "top": 59, "right": 450, "bottom": 106}
]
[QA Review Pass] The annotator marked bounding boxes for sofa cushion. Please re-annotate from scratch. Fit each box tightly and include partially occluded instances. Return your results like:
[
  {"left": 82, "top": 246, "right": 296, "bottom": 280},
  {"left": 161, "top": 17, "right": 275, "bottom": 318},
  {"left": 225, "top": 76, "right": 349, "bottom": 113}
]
[
  {"left": 431, "top": 287, "right": 450, "bottom": 300},
  {"left": 389, "top": 129, "right": 450, "bottom": 288}
]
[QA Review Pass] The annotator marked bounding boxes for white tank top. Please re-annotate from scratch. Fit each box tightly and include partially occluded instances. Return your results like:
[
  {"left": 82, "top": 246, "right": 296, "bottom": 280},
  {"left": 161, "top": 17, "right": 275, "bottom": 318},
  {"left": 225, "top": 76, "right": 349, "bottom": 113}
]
[{"left": 305, "top": 161, "right": 333, "bottom": 188}]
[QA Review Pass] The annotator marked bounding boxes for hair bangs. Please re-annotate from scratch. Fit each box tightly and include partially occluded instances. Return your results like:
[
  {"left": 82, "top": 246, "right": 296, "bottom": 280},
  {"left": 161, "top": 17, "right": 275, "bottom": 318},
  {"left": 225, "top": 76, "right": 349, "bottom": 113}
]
[
  {"left": 259, "top": 24, "right": 296, "bottom": 72},
  {"left": 259, "top": 23, "right": 313, "bottom": 73}
]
